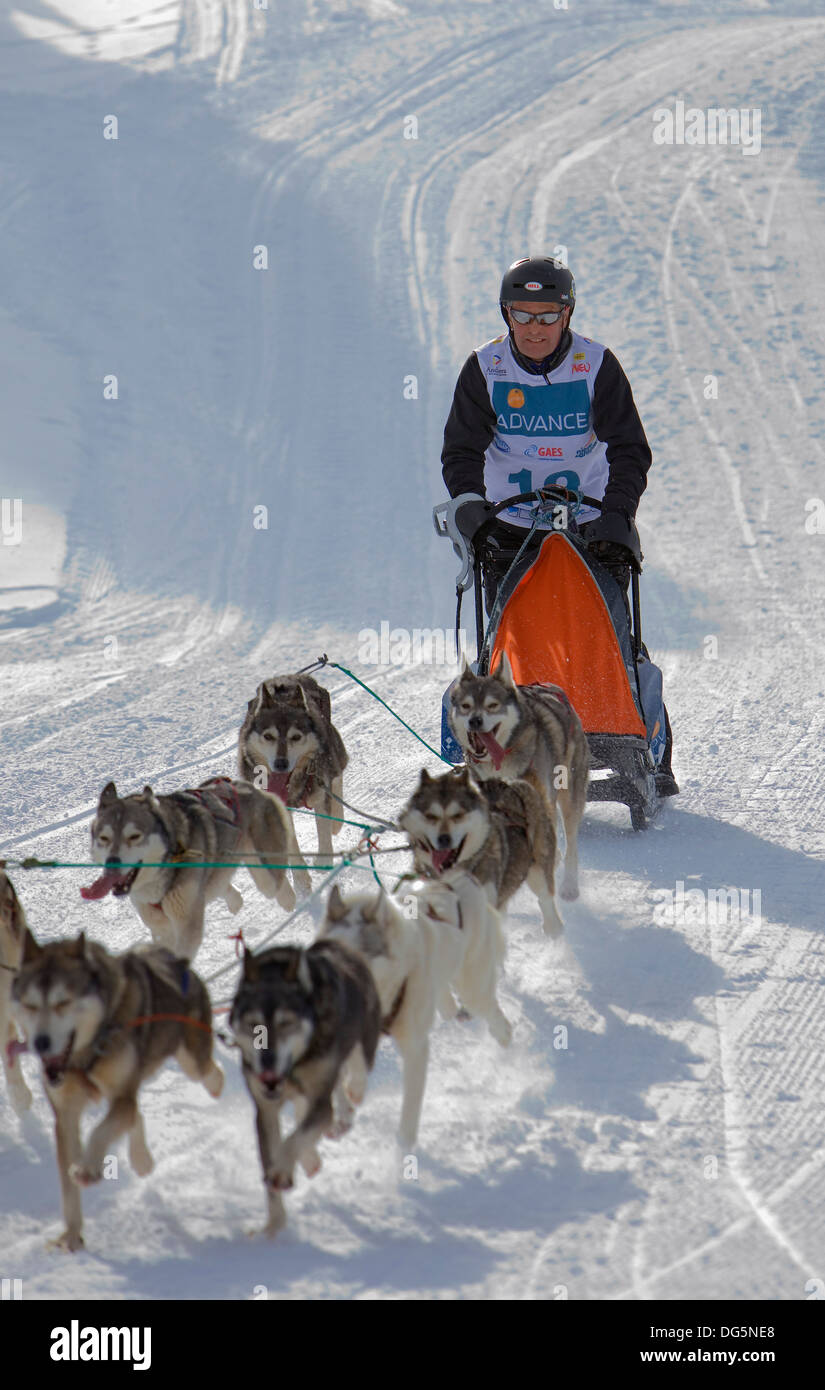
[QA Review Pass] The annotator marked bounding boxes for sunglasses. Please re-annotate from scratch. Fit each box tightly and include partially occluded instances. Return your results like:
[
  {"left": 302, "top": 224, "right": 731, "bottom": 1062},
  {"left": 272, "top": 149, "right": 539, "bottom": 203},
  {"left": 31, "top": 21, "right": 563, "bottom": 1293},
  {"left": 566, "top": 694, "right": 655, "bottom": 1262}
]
[{"left": 508, "top": 307, "right": 565, "bottom": 325}]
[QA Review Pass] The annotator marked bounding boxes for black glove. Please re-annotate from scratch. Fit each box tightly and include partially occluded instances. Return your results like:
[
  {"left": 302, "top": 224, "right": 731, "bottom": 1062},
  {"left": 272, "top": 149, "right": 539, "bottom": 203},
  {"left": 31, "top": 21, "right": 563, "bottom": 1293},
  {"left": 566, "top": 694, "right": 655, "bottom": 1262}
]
[
  {"left": 455, "top": 497, "right": 495, "bottom": 543},
  {"left": 584, "top": 506, "right": 642, "bottom": 568}
]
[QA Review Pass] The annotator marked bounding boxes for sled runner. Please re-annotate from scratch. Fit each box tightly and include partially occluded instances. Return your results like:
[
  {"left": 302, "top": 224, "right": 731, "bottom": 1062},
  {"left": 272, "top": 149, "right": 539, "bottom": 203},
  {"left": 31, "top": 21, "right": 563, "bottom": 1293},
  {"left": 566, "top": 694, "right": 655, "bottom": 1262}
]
[{"left": 433, "top": 486, "right": 669, "bottom": 830}]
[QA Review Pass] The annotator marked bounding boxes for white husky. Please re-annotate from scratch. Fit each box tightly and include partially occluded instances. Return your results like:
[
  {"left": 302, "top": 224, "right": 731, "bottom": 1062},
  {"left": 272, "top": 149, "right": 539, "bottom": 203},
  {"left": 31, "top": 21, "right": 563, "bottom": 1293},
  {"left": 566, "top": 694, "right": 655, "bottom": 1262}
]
[{"left": 320, "top": 871, "right": 511, "bottom": 1149}]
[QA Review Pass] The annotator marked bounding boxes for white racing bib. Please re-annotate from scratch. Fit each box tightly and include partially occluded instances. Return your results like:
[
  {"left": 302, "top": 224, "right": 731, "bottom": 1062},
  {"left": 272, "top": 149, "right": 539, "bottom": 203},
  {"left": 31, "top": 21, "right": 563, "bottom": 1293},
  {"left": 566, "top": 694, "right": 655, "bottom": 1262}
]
[{"left": 476, "top": 331, "right": 609, "bottom": 525}]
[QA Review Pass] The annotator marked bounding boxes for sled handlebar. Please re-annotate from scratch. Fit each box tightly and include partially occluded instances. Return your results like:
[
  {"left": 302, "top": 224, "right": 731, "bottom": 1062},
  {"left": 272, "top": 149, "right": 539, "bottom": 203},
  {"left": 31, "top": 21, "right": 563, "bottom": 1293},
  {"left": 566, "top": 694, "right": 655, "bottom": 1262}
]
[
  {"left": 433, "top": 487, "right": 603, "bottom": 593},
  {"left": 472, "top": 486, "right": 603, "bottom": 548}
]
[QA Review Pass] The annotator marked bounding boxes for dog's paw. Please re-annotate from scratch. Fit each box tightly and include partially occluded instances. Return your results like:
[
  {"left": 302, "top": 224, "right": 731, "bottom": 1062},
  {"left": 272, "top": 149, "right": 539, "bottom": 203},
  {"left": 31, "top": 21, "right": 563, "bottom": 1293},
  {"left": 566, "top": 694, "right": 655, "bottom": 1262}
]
[
  {"left": 301, "top": 1149, "right": 322, "bottom": 1178},
  {"left": 225, "top": 885, "right": 244, "bottom": 915},
  {"left": 69, "top": 1162, "right": 102, "bottom": 1188},
  {"left": 203, "top": 1061, "right": 224, "bottom": 1098},
  {"left": 325, "top": 1115, "right": 352, "bottom": 1140},
  {"left": 438, "top": 990, "right": 459, "bottom": 1020},
  {"left": 559, "top": 881, "right": 579, "bottom": 902},
  {"left": 9, "top": 1082, "right": 33, "bottom": 1114},
  {"left": 489, "top": 1014, "right": 513, "bottom": 1048},
  {"left": 266, "top": 1167, "right": 295, "bottom": 1192},
  {"left": 129, "top": 1145, "right": 155, "bottom": 1178},
  {"left": 49, "top": 1229, "right": 85, "bottom": 1253}
]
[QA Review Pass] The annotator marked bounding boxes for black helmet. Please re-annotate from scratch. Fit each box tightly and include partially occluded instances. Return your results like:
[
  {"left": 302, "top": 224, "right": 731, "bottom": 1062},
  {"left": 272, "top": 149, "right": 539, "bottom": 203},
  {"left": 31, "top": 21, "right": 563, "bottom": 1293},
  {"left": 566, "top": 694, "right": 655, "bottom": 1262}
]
[{"left": 499, "top": 256, "right": 575, "bottom": 325}]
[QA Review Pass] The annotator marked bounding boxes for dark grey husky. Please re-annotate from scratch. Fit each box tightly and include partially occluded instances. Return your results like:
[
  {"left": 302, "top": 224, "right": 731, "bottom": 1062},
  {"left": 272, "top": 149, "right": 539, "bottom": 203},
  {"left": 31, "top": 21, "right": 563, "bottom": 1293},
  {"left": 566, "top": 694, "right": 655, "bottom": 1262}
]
[{"left": 230, "top": 939, "right": 381, "bottom": 1237}]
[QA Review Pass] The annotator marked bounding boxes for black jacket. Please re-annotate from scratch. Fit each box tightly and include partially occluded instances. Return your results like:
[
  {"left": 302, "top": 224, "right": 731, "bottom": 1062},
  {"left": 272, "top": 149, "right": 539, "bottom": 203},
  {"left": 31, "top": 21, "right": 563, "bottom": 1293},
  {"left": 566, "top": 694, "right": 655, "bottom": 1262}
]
[{"left": 441, "top": 331, "right": 652, "bottom": 518}]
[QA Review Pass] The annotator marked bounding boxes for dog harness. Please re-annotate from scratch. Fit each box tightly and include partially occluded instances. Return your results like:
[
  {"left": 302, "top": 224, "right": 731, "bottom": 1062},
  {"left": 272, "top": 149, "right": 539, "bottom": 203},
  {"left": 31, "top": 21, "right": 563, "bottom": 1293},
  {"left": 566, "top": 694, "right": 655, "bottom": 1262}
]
[
  {"left": 183, "top": 776, "right": 242, "bottom": 826},
  {"left": 381, "top": 980, "right": 407, "bottom": 1035}
]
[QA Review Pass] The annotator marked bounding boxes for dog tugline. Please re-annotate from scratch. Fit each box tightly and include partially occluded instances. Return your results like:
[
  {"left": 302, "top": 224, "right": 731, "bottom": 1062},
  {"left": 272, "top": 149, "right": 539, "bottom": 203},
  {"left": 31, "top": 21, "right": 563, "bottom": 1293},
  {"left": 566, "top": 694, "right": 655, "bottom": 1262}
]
[{"left": 434, "top": 254, "right": 679, "bottom": 830}]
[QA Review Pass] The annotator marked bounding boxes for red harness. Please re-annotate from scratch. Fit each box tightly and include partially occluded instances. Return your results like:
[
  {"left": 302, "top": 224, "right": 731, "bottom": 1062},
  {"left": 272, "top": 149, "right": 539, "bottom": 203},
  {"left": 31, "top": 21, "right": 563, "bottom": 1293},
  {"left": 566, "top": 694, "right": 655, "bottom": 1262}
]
[{"left": 189, "top": 776, "right": 242, "bottom": 825}]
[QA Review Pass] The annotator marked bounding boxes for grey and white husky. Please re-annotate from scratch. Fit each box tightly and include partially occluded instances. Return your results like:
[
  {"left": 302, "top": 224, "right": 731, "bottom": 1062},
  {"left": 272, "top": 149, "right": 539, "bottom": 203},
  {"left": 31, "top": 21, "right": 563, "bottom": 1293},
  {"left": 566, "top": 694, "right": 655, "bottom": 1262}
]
[
  {"left": 238, "top": 673, "right": 348, "bottom": 860},
  {"left": 82, "top": 776, "right": 309, "bottom": 960},
  {"left": 11, "top": 930, "right": 223, "bottom": 1252},
  {"left": 398, "top": 765, "right": 564, "bottom": 937},
  {"left": 448, "top": 652, "right": 589, "bottom": 900},
  {"left": 0, "top": 869, "right": 32, "bottom": 1113},
  {"left": 229, "top": 938, "right": 381, "bottom": 1237},
  {"left": 321, "top": 874, "right": 511, "bottom": 1149}
]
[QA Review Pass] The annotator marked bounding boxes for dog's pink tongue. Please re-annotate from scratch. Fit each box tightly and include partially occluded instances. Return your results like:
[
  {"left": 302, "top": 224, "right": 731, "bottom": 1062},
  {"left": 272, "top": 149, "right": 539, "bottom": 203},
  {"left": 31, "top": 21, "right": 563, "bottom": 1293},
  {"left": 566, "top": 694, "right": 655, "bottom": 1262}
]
[
  {"left": 431, "top": 847, "right": 454, "bottom": 872},
  {"left": 80, "top": 870, "right": 121, "bottom": 901},
  {"left": 267, "top": 772, "right": 291, "bottom": 803},
  {"left": 478, "top": 731, "right": 507, "bottom": 770}
]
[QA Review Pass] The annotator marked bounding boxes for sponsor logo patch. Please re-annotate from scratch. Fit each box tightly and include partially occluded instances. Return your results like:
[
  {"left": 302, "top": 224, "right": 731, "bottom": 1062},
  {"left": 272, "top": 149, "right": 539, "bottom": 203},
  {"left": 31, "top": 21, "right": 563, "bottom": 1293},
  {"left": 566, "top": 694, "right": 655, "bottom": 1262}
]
[
  {"left": 524, "top": 281, "right": 543, "bottom": 291},
  {"left": 572, "top": 362, "right": 591, "bottom": 373},
  {"left": 492, "top": 380, "right": 591, "bottom": 437}
]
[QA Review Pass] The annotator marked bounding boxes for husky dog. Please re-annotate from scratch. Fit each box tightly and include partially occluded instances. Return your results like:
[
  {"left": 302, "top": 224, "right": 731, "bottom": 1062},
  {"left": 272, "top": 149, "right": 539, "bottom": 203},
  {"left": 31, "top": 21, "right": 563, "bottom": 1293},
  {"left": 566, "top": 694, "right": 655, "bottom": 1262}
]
[
  {"left": 82, "top": 776, "right": 310, "bottom": 961},
  {"left": 321, "top": 873, "right": 511, "bottom": 1149},
  {"left": 0, "top": 870, "right": 33, "bottom": 1112},
  {"left": 238, "top": 673, "right": 348, "bottom": 860},
  {"left": 229, "top": 938, "right": 381, "bottom": 1237},
  {"left": 398, "top": 765, "right": 563, "bottom": 937},
  {"left": 448, "top": 653, "right": 589, "bottom": 901},
  {"left": 11, "top": 931, "right": 223, "bottom": 1252}
]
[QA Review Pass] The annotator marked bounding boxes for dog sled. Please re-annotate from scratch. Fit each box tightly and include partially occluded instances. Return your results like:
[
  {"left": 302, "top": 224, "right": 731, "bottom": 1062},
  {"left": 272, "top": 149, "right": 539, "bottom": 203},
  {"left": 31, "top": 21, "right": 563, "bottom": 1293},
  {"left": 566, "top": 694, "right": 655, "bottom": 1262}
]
[{"left": 434, "top": 486, "right": 669, "bottom": 831}]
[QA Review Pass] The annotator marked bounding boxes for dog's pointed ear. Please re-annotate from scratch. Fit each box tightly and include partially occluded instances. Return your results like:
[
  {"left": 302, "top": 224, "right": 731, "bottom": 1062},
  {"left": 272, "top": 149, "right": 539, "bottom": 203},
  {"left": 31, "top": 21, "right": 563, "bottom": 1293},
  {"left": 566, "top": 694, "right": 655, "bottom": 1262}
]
[
  {"left": 258, "top": 681, "right": 275, "bottom": 710},
  {"left": 242, "top": 947, "right": 260, "bottom": 982},
  {"left": 288, "top": 950, "right": 312, "bottom": 994},
  {"left": 418, "top": 767, "right": 433, "bottom": 786},
  {"left": 327, "top": 883, "right": 346, "bottom": 922},
  {"left": 142, "top": 785, "right": 162, "bottom": 813},
  {"left": 22, "top": 927, "right": 42, "bottom": 963},
  {"left": 493, "top": 650, "right": 515, "bottom": 687},
  {"left": 99, "top": 781, "right": 118, "bottom": 807},
  {"left": 362, "top": 890, "right": 383, "bottom": 924},
  {"left": 453, "top": 765, "right": 471, "bottom": 785},
  {"left": 67, "top": 932, "right": 86, "bottom": 959},
  {"left": 376, "top": 886, "right": 395, "bottom": 925},
  {"left": 459, "top": 655, "right": 472, "bottom": 680}
]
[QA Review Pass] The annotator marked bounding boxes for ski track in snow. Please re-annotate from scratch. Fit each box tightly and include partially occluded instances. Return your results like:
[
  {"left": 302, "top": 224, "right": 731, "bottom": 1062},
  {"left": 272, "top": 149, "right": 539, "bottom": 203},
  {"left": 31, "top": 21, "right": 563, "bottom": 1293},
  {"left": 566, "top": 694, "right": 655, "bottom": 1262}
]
[{"left": 1, "top": 0, "right": 825, "bottom": 1301}]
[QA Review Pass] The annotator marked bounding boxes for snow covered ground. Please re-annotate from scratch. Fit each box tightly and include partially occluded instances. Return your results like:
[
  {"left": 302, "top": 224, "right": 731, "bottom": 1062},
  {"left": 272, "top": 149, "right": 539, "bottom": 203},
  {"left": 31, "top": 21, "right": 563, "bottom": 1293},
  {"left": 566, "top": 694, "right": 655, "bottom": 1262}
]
[{"left": 1, "top": 0, "right": 824, "bottom": 1300}]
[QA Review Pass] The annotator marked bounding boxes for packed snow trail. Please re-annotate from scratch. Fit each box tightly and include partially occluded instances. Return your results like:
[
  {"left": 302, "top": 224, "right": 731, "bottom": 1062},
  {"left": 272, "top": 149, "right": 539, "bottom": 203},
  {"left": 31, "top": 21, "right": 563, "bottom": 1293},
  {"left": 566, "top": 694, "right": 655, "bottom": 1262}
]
[{"left": 1, "top": 0, "right": 824, "bottom": 1300}]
